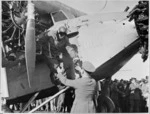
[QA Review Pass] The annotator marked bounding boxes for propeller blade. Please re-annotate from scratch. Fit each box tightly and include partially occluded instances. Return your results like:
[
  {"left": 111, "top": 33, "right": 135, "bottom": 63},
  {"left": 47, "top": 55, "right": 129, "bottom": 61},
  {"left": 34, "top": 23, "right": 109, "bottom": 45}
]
[{"left": 25, "top": 1, "right": 36, "bottom": 88}]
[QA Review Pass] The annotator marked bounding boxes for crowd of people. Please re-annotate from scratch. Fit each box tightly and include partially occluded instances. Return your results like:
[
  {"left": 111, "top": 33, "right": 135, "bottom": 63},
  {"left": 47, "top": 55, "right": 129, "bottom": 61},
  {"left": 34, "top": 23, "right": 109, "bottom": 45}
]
[{"left": 109, "top": 76, "right": 149, "bottom": 112}]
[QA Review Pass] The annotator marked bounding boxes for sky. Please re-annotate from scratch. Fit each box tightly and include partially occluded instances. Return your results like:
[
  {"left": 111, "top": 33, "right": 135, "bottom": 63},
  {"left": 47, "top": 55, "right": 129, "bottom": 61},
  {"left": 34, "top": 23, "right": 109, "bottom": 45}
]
[
  {"left": 60, "top": 0, "right": 149, "bottom": 80},
  {"left": 112, "top": 54, "right": 149, "bottom": 80}
]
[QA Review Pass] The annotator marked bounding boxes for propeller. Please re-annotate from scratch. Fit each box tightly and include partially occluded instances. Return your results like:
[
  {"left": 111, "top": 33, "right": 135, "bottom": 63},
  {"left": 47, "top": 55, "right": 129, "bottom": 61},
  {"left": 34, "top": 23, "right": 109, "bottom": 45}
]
[{"left": 25, "top": 0, "right": 36, "bottom": 87}]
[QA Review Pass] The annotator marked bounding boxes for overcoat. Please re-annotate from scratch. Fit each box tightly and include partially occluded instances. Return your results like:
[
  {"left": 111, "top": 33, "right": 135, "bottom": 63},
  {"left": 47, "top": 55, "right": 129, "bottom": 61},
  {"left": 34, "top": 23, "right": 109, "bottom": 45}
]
[{"left": 58, "top": 75, "right": 97, "bottom": 113}]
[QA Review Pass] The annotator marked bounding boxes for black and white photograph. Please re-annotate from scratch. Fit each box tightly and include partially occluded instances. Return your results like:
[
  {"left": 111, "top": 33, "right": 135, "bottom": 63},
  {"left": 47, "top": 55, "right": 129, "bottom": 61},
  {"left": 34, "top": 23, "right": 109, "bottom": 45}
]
[{"left": 0, "top": 0, "right": 149, "bottom": 113}]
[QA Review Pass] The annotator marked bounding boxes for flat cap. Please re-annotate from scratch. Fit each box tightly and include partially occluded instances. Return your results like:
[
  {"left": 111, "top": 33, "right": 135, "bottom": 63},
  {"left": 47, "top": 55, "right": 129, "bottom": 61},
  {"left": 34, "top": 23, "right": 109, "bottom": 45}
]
[{"left": 82, "top": 61, "right": 95, "bottom": 73}]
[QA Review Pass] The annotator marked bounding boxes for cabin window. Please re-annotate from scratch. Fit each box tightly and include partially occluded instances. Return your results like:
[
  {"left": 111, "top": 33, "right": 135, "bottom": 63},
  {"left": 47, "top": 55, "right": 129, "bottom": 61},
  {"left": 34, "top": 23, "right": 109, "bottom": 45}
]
[{"left": 51, "top": 10, "right": 68, "bottom": 23}]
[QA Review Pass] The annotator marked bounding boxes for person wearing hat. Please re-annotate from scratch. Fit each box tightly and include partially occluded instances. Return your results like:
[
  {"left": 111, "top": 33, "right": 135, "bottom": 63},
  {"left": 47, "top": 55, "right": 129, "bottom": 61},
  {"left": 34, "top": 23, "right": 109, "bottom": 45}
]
[
  {"left": 56, "top": 26, "right": 70, "bottom": 53},
  {"left": 57, "top": 61, "right": 97, "bottom": 113},
  {"left": 37, "top": 25, "right": 75, "bottom": 79},
  {"left": 55, "top": 27, "right": 76, "bottom": 80}
]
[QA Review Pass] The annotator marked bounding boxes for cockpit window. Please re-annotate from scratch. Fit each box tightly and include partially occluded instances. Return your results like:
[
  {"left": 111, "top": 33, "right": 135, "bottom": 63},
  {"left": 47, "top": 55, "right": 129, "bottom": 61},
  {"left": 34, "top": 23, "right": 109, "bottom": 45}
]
[{"left": 51, "top": 10, "right": 68, "bottom": 23}]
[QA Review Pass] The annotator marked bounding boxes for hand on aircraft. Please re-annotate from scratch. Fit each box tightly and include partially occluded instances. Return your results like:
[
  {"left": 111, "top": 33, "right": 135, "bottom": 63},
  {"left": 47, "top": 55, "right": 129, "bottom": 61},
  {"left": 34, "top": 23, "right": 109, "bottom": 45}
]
[
  {"left": 57, "top": 67, "right": 62, "bottom": 73},
  {"left": 75, "top": 65, "right": 84, "bottom": 74},
  {"left": 56, "top": 72, "right": 67, "bottom": 83}
]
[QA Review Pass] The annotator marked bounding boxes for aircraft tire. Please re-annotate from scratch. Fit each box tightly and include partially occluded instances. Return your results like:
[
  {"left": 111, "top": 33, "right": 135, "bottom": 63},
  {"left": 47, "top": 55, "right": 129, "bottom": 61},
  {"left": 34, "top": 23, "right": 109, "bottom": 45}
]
[{"left": 96, "top": 95, "right": 115, "bottom": 112}]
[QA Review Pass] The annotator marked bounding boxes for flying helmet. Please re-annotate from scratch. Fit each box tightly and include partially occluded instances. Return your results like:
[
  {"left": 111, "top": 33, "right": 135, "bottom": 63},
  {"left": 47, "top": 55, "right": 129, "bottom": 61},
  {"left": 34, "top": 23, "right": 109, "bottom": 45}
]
[
  {"left": 82, "top": 61, "right": 96, "bottom": 73},
  {"left": 58, "top": 26, "right": 67, "bottom": 34}
]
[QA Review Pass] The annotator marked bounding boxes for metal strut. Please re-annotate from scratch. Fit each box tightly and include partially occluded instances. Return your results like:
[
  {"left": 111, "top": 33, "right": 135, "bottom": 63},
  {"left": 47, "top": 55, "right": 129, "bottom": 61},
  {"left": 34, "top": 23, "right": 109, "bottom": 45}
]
[
  {"left": 28, "top": 87, "right": 69, "bottom": 113},
  {"left": 20, "top": 92, "right": 39, "bottom": 113}
]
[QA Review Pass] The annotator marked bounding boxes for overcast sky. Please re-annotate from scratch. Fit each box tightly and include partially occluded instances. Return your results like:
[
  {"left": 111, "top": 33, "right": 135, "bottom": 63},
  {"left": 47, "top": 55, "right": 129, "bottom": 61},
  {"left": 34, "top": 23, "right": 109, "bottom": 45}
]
[
  {"left": 113, "top": 54, "right": 149, "bottom": 80},
  {"left": 59, "top": 0, "right": 149, "bottom": 80}
]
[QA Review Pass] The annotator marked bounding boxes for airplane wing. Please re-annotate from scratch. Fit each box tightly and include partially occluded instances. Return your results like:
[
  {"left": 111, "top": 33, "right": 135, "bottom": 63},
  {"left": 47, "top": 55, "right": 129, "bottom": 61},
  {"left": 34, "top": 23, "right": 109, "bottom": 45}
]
[
  {"left": 92, "top": 39, "right": 140, "bottom": 81},
  {"left": 74, "top": 12, "right": 140, "bottom": 81},
  {"left": 33, "top": 0, "right": 86, "bottom": 18}
]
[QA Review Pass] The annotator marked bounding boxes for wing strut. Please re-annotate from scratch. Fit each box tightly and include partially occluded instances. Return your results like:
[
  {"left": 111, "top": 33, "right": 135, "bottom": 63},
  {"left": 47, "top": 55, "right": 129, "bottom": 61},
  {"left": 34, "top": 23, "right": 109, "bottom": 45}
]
[
  {"left": 20, "top": 92, "right": 39, "bottom": 113},
  {"left": 28, "top": 87, "right": 69, "bottom": 113}
]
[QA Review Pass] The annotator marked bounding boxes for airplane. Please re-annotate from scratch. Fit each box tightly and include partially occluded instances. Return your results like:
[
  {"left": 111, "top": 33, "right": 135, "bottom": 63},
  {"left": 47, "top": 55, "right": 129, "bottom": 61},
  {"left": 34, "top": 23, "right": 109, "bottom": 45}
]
[{"left": 1, "top": 0, "right": 148, "bottom": 113}]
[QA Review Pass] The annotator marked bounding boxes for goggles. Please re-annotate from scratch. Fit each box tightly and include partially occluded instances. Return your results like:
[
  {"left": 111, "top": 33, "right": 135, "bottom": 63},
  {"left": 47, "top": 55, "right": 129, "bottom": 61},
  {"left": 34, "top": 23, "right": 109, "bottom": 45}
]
[{"left": 58, "top": 32, "right": 66, "bottom": 36}]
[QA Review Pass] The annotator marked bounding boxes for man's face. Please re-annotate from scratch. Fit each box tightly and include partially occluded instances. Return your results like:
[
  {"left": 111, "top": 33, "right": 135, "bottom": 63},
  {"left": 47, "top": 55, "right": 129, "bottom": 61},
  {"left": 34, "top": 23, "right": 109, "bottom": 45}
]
[
  {"left": 131, "top": 79, "right": 136, "bottom": 84},
  {"left": 58, "top": 32, "right": 66, "bottom": 40},
  {"left": 66, "top": 46, "right": 77, "bottom": 58}
]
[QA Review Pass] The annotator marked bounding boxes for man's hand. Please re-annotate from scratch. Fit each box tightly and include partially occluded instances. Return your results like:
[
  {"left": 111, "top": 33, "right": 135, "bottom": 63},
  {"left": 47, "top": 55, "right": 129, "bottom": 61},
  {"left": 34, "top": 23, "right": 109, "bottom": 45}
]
[
  {"left": 75, "top": 65, "right": 83, "bottom": 72},
  {"left": 57, "top": 62, "right": 65, "bottom": 73},
  {"left": 57, "top": 72, "right": 66, "bottom": 80},
  {"left": 57, "top": 72, "right": 63, "bottom": 78}
]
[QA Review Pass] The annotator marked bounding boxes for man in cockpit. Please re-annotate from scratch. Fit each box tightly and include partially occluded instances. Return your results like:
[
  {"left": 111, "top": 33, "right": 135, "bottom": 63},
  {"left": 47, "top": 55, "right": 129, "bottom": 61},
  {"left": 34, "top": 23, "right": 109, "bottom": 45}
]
[
  {"left": 52, "top": 26, "right": 76, "bottom": 80},
  {"left": 37, "top": 26, "right": 75, "bottom": 81}
]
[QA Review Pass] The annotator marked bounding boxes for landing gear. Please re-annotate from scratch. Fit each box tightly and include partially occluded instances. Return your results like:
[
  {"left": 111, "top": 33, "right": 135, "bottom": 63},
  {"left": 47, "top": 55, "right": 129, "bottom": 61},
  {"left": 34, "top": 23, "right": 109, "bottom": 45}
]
[{"left": 97, "top": 95, "right": 115, "bottom": 113}]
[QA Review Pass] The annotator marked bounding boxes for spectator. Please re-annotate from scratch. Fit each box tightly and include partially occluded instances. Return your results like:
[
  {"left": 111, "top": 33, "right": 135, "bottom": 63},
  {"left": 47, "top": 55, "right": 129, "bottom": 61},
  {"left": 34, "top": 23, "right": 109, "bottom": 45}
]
[
  {"left": 110, "top": 79, "right": 121, "bottom": 112},
  {"left": 117, "top": 79, "right": 125, "bottom": 112},
  {"left": 123, "top": 81, "right": 131, "bottom": 112},
  {"left": 140, "top": 77, "right": 149, "bottom": 112},
  {"left": 129, "top": 78, "right": 141, "bottom": 112}
]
